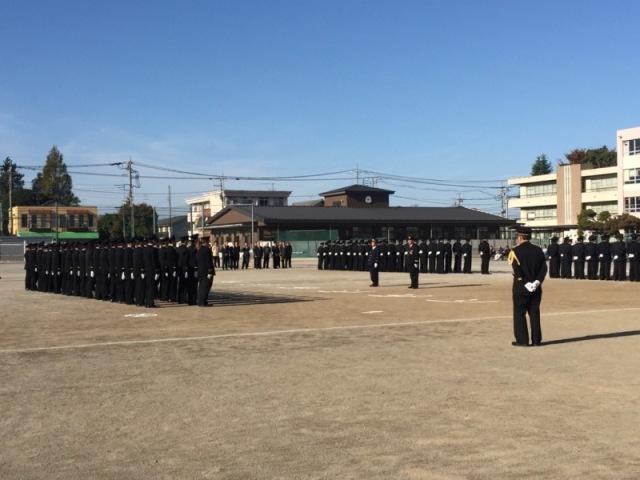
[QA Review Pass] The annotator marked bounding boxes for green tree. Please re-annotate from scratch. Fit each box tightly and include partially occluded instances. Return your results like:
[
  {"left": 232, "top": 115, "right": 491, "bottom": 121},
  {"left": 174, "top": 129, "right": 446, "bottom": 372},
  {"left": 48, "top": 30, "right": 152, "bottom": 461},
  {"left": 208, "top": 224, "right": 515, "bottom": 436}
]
[
  {"left": 31, "top": 146, "right": 79, "bottom": 205},
  {"left": 530, "top": 154, "right": 553, "bottom": 176},
  {"left": 576, "top": 208, "right": 597, "bottom": 232},
  {"left": 0, "top": 157, "right": 28, "bottom": 234},
  {"left": 563, "top": 146, "right": 616, "bottom": 170},
  {"left": 98, "top": 201, "right": 157, "bottom": 240}
]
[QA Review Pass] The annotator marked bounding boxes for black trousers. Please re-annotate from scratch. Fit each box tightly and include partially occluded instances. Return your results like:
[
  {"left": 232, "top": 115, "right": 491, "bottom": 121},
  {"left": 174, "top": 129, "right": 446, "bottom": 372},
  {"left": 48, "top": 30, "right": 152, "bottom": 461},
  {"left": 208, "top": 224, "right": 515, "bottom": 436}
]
[
  {"left": 197, "top": 277, "right": 213, "bottom": 306},
  {"left": 135, "top": 277, "right": 145, "bottom": 306},
  {"left": 369, "top": 267, "right": 379, "bottom": 286},
  {"left": 560, "top": 259, "right": 572, "bottom": 278},
  {"left": 453, "top": 255, "right": 461, "bottom": 273},
  {"left": 513, "top": 283, "right": 542, "bottom": 345},
  {"left": 463, "top": 255, "right": 472, "bottom": 273},
  {"left": 144, "top": 274, "right": 156, "bottom": 307},
  {"left": 598, "top": 260, "right": 611, "bottom": 280},
  {"left": 409, "top": 266, "right": 419, "bottom": 288},
  {"left": 612, "top": 259, "right": 626, "bottom": 281},
  {"left": 549, "top": 258, "right": 560, "bottom": 278},
  {"left": 586, "top": 260, "right": 598, "bottom": 280},
  {"left": 480, "top": 255, "right": 490, "bottom": 274},
  {"left": 242, "top": 256, "right": 250, "bottom": 269},
  {"left": 573, "top": 260, "right": 585, "bottom": 279},
  {"left": 629, "top": 259, "right": 640, "bottom": 282}
]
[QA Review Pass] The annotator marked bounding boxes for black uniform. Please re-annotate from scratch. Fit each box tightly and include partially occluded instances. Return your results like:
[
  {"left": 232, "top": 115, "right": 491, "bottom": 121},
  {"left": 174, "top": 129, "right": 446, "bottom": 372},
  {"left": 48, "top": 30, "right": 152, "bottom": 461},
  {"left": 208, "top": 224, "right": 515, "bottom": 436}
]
[
  {"left": 627, "top": 236, "right": 640, "bottom": 282},
  {"left": 368, "top": 244, "right": 380, "bottom": 287},
  {"left": 461, "top": 240, "right": 472, "bottom": 273},
  {"left": 585, "top": 237, "right": 598, "bottom": 280},
  {"left": 143, "top": 242, "right": 159, "bottom": 308},
  {"left": 559, "top": 239, "right": 572, "bottom": 279},
  {"left": 478, "top": 240, "right": 491, "bottom": 274},
  {"left": 547, "top": 238, "right": 560, "bottom": 278},
  {"left": 452, "top": 240, "right": 462, "bottom": 273},
  {"left": 597, "top": 237, "right": 611, "bottom": 280},
  {"left": 611, "top": 237, "right": 627, "bottom": 281},
  {"left": 443, "top": 241, "right": 452, "bottom": 274},
  {"left": 509, "top": 240, "right": 547, "bottom": 346},
  {"left": 572, "top": 239, "right": 585, "bottom": 280},
  {"left": 405, "top": 241, "right": 420, "bottom": 288},
  {"left": 435, "top": 240, "right": 445, "bottom": 274},
  {"left": 196, "top": 244, "right": 215, "bottom": 306}
]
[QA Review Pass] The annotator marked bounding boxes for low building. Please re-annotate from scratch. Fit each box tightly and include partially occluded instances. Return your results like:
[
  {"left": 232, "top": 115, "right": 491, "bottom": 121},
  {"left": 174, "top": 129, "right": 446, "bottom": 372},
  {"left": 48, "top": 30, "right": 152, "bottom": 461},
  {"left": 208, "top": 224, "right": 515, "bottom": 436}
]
[
  {"left": 157, "top": 215, "right": 188, "bottom": 239},
  {"left": 185, "top": 189, "right": 291, "bottom": 236},
  {"left": 9, "top": 205, "right": 99, "bottom": 240},
  {"left": 206, "top": 185, "right": 513, "bottom": 256},
  {"left": 508, "top": 126, "right": 640, "bottom": 240}
]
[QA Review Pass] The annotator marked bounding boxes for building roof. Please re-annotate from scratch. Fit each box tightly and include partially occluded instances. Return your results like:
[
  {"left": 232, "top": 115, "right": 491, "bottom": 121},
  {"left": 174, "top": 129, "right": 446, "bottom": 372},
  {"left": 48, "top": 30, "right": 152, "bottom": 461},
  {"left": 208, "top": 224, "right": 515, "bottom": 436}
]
[
  {"left": 208, "top": 205, "right": 513, "bottom": 226},
  {"left": 157, "top": 215, "right": 188, "bottom": 227},
  {"left": 223, "top": 190, "right": 291, "bottom": 197},
  {"left": 319, "top": 184, "right": 395, "bottom": 196},
  {"left": 291, "top": 199, "right": 325, "bottom": 207}
]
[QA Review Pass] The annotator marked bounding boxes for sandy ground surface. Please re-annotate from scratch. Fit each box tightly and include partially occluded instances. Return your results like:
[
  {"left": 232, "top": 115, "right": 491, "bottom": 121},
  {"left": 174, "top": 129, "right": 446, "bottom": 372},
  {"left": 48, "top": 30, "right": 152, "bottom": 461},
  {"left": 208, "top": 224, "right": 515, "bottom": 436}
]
[{"left": 1, "top": 259, "right": 639, "bottom": 479}]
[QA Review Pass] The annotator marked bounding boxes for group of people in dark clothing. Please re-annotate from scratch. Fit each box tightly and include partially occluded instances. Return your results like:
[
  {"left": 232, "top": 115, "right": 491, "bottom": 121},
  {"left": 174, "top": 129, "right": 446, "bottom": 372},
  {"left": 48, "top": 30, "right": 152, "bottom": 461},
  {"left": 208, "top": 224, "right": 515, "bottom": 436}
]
[
  {"left": 213, "top": 241, "right": 293, "bottom": 270},
  {"left": 23, "top": 235, "right": 216, "bottom": 308},
  {"left": 546, "top": 233, "right": 640, "bottom": 282},
  {"left": 317, "top": 238, "right": 493, "bottom": 275}
]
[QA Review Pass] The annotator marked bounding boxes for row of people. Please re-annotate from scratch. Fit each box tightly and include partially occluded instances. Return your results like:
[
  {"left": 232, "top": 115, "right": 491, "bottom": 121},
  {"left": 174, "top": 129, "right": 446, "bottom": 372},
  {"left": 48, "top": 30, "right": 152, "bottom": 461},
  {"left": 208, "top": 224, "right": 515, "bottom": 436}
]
[
  {"left": 317, "top": 238, "right": 494, "bottom": 274},
  {"left": 212, "top": 242, "right": 293, "bottom": 270},
  {"left": 546, "top": 234, "right": 640, "bottom": 281},
  {"left": 24, "top": 236, "right": 216, "bottom": 308}
]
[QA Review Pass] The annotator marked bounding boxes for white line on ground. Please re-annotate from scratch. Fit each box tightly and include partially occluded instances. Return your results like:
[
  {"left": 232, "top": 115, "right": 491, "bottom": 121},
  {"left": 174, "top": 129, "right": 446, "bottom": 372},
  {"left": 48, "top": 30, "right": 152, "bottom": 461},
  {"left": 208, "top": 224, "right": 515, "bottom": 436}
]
[
  {"left": 1, "top": 307, "right": 639, "bottom": 355},
  {"left": 362, "top": 311, "right": 383, "bottom": 314}
]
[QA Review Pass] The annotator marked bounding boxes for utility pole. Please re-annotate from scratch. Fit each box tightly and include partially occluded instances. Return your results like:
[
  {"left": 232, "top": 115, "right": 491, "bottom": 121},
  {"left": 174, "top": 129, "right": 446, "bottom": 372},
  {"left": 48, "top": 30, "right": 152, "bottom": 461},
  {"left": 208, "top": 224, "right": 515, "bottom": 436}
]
[
  {"left": 168, "top": 185, "right": 172, "bottom": 237},
  {"left": 152, "top": 207, "right": 156, "bottom": 234},
  {"left": 8, "top": 162, "right": 13, "bottom": 234},
  {"left": 127, "top": 158, "right": 135, "bottom": 239},
  {"left": 500, "top": 182, "right": 509, "bottom": 218}
]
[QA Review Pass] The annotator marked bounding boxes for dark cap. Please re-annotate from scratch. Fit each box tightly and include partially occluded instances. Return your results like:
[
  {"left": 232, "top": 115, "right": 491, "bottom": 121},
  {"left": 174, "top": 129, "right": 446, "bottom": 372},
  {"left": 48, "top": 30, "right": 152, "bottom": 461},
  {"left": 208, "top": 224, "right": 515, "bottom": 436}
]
[{"left": 513, "top": 225, "right": 532, "bottom": 236}]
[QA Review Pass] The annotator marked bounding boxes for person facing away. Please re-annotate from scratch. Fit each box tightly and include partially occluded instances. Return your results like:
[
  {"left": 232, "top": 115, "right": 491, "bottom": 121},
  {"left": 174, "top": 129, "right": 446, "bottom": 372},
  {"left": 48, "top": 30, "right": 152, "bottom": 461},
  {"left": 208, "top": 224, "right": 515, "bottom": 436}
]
[
  {"left": 508, "top": 226, "right": 548, "bottom": 347},
  {"left": 368, "top": 238, "right": 380, "bottom": 287}
]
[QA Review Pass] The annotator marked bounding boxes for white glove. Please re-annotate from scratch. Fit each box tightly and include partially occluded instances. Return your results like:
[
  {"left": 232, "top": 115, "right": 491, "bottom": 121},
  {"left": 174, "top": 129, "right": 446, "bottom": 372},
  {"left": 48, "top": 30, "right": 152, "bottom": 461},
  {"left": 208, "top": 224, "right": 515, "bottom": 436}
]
[
  {"left": 599, "top": 254, "right": 603, "bottom": 258},
  {"left": 207, "top": 274, "right": 212, "bottom": 279},
  {"left": 108, "top": 273, "right": 111, "bottom": 279},
  {"left": 629, "top": 254, "right": 635, "bottom": 259},
  {"left": 387, "top": 252, "right": 391, "bottom": 256},
  {"left": 90, "top": 271, "right": 94, "bottom": 278},
  {"left": 414, "top": 263, "right": 419, "bottom": 268},
  {"left": 121, "top": 272, "right": 125, "bottom": 280},
  {"left": 77, "top": 271, "right": 80, "bottom": 277},
  {"left": 141, "top": 273, "right": 145, "bottom": 279},
  {"left": 34, "top": 267, "right": 38, "bottom": 272},
  {"left": 560, "top": 254, "right": 564, "bottom": 258},
  {"left": 463, "top": 253, "right": 467, "bottom": 257},
  {"left": 70, "top": 270, "right": 74, "bottom": 275},
  {"left": 480, "top": 252, "right": 484, "bottom": 256},
  {"left": 57, "top": 271, "right": 61, "bottom": 276},
  {"left": 173, "top": 271, "right": 177, "bottom": 277},
  {"left": 524, "top": 282, "right": 537, "bottom": 293},
  {"left": 419, "top": 250, "right": 423, "bottom": 254},
  {"left": 374, "top": 263, "right": 378, "bottom": 268},
  {"left": 573, "top": 256, "right": 578, "bottom": 260},
  {"left": 131, "top": 273, "right": 134, "bottom": 279},
  {"left": 45, "top": 270, "right": 49, "bottom": 275},
  {"left": 165, "top": 272, "right": 169, "bottom": 277},
  {"left": 533, "top": 280, "right": 540, "bottom": 289},
  {"left": 155, "top": 274, "right": 160, "bottom": 281},
  {"left": 586, "top": 256, "right": 591, "bottom": 260},
  {"left": 436, "top": 251, "right": 441, "bottom": 255},
  {"left": 613, "top": 255, "right": 619, "bottom": 260},
  {"left": 184, "top": 272, "right": 188, "bottom": 279}
]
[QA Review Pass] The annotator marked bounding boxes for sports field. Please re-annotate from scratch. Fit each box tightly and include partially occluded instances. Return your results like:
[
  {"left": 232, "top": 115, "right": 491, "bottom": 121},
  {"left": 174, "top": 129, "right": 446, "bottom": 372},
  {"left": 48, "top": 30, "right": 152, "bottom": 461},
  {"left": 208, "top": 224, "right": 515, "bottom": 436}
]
[{"left": 1, "top": 260, "right": 639, "bottom": 479}]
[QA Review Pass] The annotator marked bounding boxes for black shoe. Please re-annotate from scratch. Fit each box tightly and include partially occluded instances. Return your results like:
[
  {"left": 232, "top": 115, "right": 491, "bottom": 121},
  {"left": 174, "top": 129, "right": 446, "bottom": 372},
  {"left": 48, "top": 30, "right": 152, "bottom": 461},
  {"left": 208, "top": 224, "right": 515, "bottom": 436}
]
[
  {"left": 532, "top": 342, "right": 542, "bottom": 346},
  {"left": 511, "top": 341, "right": 530, "bottom": 347},
  {"left": 369, "top": 283, "right": 378, "bottom": 287}
]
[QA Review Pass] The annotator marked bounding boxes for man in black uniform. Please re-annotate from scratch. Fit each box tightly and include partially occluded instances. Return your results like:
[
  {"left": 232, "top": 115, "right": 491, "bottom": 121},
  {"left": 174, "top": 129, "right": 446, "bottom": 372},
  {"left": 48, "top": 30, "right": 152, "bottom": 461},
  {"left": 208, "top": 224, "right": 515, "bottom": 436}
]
[
  {"left": 254, "top": 243, "right": 263, "bottom": 269},
  {"left": 143, "top": 237, "right": 159, "bottom": 308},
  {"left": 611, "top": 233, "right": 627, "bottom": 281},
  {"left": 547, "top": 236, "right": 560, "bottom": 278},
  {"left": 241, "top": 243, "right": 251, "bottom": 269},
  {"left": 627, "top": 233, "right": 640, "bottom": 282},
  {"left": 435, "top": 238, "right": 445, "bottom": 274},
  {"left": 452, "top": 239, "right": 462, "bottom": 273},
  {"left": 196, "top": 238, "right": 215, "bottom": 307},
  {"left": 405, "top": 235, "right": 420, "bottom": 289},
  {"left": 443, "top": 239, "right": 453, "bottom": 274},
  {"left": 572, "top": 236, "right": 586, "bottom": 280},
  {"left": 419, "top": 240, "right": 428, "bottom": 273},
  {"left": 378, "top": 240, "right": 388, "bottom": 272},
  {"left": 461, "top": 238, "right": 472, "bottom": 273},
  {"left": 478, "top": 238, "right": 491, "bottom": 274},
  {"left": 317, "top": 242, "right": 324, "bottom": 270},
  {"left": 508, "top": 226, "right": 548, "bottom": 347},
  {"left": 368, "top": 238, "right": 380, "bottom": 287},
  {"left": 585, "top": 234, "right": 598, "bottom": 280},
  {"left": 262, "top": 244, "right": 271, "bottom": 269},
  {"left": 427, "top": 239, "right": 436, "bottom": 273},
  {"left": 559, "top": 237, "right": 572, "bottom": 279},
  {"left": 188, "top": 236, "right": 198, "bottom": 305},
  {"left": 598, "top": 234, "right": 611, "bottom": 280}
]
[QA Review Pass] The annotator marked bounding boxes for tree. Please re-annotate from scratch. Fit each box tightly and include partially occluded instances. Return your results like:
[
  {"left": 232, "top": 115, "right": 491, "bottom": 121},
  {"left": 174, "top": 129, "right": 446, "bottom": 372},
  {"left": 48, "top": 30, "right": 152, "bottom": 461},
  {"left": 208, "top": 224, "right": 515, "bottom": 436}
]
[
  {"left": 530, "top": 154, "right": 553, "bottom": 176},
  {"left": 603, "top": 213, "right": 640, "bottom": 234},
  {"left": 0, "top": 157, "right": 27, "bottom": 234},
  {"left": 31, "top": 146, "right": 79, "bottom": 205},
  {"left": 576, "top": 208, "right": 597, "bottom": 233},
  {"left": 98, "top": 201, "right": 157, "bottom": 240},
  {"left": 562, "top": 146, "right": 616, "bottom": 170}
]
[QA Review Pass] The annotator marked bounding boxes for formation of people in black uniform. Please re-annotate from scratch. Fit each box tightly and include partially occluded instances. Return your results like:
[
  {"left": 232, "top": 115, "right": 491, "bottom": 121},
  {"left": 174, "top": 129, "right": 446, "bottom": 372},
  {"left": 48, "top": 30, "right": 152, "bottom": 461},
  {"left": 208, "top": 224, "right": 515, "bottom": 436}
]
[
  {"left": 316, "top": 238, "right": 492, "bottom": 275},
  {"left": 24, "top": 235, "right": 216, "bottom": 308},
  {"left": 212, "top": 241, "right": 293, "bottom": 270},
  {"left": 546, "top": 233, "right": 640, "bottom": 282}
]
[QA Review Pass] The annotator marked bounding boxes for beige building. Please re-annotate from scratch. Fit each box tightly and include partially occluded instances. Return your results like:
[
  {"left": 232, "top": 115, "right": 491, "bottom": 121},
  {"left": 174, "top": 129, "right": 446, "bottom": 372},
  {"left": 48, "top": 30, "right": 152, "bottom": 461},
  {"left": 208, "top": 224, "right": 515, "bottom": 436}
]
[
  {"left": 508, "top": 126, "right": 640, "bottom": 239},
  {"left": 9, "top": 205, "right": 99, "bottom": 240},
  {"left": 185, "top": 189, "right": 291, "bottom": 236}
]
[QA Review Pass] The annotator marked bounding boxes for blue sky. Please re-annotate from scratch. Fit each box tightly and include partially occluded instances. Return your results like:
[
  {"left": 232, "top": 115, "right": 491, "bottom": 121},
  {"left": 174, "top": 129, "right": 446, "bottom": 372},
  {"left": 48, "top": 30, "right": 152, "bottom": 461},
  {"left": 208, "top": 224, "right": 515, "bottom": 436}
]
[{"left": 1, "top": 0, "right": 639, "bottom": 215}]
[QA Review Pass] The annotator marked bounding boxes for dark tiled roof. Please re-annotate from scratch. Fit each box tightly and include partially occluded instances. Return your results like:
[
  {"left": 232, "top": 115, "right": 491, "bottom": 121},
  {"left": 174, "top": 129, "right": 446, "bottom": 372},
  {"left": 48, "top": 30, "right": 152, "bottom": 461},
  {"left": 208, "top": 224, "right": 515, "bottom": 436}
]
[
  {"left": 209, "top": 206, "right": 513, "bottom": 226},
  {"left": 291, "top": 199, "right": 325, "bottom": 207},
  {"left": 224, "top": 190, "right": 291, "bottom": 197},
  {"left": 157, "top": 215, "right": 188, "bottom": 227},
  {"left": 319, "top": 184, "right": 395, "bottom": 196}
]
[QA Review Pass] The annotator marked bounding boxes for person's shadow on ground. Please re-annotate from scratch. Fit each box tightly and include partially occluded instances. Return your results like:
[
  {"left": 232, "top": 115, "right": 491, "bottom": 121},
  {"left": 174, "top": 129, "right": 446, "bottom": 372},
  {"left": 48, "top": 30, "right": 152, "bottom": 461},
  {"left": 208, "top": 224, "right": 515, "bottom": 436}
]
[{"left": 542, "top": 330, "right": 640, "bottom": 346}]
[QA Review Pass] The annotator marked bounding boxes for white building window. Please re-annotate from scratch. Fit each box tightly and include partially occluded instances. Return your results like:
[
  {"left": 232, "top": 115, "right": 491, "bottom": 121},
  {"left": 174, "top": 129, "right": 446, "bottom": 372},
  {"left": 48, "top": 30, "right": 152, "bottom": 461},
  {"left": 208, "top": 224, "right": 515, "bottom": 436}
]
[
  {"left": 584, "top": 202, "right": 617, "bottom": 214},
  {"left": 626, "top": 138, "right": 640, "bottom": 156},
  {"left": 624, "top": 168, "right": 640, "bottom": 184},
  {"left": 522, "top": 183, "right": 556, "bottom": 198},
  {"left": 584, "top": 175, "right": 617, "bottom": 192},
  {"left": 525, "top": 208, "right": 557, "bottom": 220},
  {"left": 624, "top": 196, "right": 640, "bottom": 213}
]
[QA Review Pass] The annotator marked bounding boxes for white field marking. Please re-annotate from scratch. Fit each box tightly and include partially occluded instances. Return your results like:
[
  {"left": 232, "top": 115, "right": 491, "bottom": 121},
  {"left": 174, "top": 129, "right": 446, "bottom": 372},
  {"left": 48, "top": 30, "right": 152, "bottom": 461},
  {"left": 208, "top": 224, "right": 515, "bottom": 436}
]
[
  {"left": 317, "top": 289, "right": 364, "bottom": 294},
  {"left": 1, "top": 307, "right": 640, "bottom": 355},
  {"left": 124, "top": 313, "right": 159, "bottom": 318},
  {"left": 362, "top": 311, "right": 383, "bottom": 314},
  {"left": 368, "top": 294, "right": 434, "bottom": 298},
  {"left": 426, "top": 299, "right": 499, "bottom": 304}
]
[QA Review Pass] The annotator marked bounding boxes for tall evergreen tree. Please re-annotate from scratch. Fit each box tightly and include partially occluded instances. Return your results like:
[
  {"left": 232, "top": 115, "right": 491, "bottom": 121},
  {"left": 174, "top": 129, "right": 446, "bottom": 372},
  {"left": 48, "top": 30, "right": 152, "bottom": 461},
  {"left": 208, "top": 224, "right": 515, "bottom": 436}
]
[
  {"left": 530, "top": 154, "right": 552, "bottom": 176},
  {"left": 31, "top": 146, "right": 79, "bottom": 205},
  {"left": 0, "top": 157, "right": 26, "bottom": 234}
]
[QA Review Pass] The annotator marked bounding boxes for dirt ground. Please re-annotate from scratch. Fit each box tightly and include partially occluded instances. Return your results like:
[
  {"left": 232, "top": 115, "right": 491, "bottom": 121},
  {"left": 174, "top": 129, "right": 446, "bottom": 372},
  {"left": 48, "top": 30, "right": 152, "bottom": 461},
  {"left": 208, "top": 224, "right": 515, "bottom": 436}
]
[{"left": 1, "top": 259, "right": 639, "bottom": 479}]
